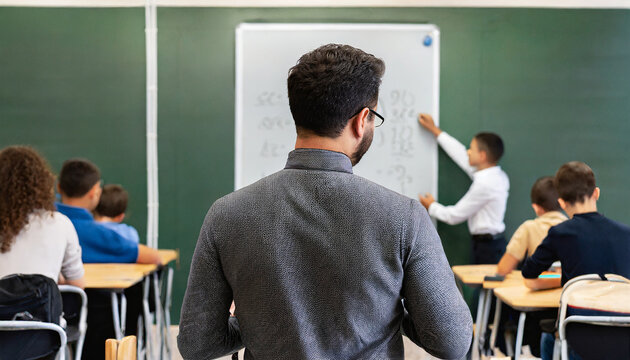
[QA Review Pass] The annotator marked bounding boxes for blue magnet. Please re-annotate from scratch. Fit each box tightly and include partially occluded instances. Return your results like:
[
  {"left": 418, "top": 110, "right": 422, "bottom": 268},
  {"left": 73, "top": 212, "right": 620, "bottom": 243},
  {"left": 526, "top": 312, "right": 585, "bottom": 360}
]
[{"left": 423, "top": 35, "right": 432, "bottom": 47}]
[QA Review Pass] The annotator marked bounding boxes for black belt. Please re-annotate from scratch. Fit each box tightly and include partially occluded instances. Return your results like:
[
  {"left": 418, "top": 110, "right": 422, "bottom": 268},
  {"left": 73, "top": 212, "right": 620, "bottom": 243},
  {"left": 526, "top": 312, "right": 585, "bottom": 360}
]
[{"left": 471, "top": 233, "right": 504, "bottom": 242}]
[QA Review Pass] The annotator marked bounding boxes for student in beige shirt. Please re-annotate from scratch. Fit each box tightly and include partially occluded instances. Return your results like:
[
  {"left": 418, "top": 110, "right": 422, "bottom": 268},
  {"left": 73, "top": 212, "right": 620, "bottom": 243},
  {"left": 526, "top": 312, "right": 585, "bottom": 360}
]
[{"left": 497, "top": 176, "right": 567, "bottom": 276}]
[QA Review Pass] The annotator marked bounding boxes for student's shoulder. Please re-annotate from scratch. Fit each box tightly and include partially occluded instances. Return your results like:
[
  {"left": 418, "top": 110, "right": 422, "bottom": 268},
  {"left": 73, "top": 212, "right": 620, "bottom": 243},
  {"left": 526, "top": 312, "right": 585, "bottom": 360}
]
[
  {"left": 546, "top": 216, "right": 581, "bottom": 239},
  {"left": 50, "top": 211, "right": 78, "bottom": 230},
  {"left": 513, "top": 218, "right": 539, "bottom": 235},
  {"left": 599, "top": 214, "right": 630, "bottom": 235},
  {"left": 90, "top": 221, "right": 138, "bottom": 247}
]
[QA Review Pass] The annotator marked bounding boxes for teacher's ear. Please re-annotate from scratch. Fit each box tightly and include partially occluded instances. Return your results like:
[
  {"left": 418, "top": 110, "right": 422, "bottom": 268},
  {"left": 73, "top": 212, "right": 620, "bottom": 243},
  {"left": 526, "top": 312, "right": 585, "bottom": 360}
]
[{"left": 350, "top": 107, "right": 370, "bottom": 139}]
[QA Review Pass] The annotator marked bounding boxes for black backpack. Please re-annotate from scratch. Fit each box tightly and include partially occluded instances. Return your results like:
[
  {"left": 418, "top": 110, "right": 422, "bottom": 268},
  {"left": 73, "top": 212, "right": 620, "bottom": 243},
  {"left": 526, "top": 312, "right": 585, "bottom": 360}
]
[{"left": 0, "top": 273, "right": 64, "bottom": 360}]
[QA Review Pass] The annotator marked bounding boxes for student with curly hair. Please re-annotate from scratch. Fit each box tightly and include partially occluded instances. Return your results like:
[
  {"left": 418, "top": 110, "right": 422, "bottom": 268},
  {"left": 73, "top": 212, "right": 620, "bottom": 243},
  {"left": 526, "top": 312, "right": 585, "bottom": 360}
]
[{"left": 0, "top": 145, "right": 84, "bottom": 288}]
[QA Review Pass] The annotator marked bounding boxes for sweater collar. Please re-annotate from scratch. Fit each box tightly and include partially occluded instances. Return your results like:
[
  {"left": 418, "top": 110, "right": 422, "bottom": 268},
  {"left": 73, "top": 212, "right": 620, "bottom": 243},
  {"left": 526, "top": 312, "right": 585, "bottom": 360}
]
[{"left": 285, "top": 148, "right": 353, "bottom": 174}]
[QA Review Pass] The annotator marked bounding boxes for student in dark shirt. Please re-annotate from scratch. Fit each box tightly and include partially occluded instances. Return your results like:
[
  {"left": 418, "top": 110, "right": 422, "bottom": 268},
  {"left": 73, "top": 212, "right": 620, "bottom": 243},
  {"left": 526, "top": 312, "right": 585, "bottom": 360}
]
[
  {"left": 522, "top": 161, "right": 630, "bottom": 288},
  {"left": 521, "top": 161, "right": 630, "bottom": 360}
]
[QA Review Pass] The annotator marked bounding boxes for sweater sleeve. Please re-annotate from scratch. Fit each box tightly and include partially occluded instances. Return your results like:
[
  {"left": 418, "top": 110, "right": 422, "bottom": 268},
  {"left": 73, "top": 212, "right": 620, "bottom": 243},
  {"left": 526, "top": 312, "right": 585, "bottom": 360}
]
[
  {"left": 402, "top": 201, "right": 473, "bottom": 359},
  {"left": 178, "top": 209, "right": 243, "bottom": 359}
]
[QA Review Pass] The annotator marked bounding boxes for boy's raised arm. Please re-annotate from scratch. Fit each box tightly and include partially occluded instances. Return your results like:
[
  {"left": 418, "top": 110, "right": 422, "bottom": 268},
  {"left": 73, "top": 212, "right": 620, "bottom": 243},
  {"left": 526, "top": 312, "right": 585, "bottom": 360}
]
[{"left": 418, "top": 113, "right": 475, "bottom": 178}]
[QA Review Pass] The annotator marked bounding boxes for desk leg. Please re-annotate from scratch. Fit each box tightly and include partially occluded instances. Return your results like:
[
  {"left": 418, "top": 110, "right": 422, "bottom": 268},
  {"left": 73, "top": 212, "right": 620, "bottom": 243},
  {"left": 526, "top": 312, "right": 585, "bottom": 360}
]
[
  {"left": 137, "top": 314, "right": 145, "bottom": 360},
  {"left": 471, "top": 288, "right": 487, "bottom": 360},
  {"left": 489, "top": 298, "right": 502, "bottom": 353},
  {"left": 142, "top": 276, "right": 154, "bottom": 360},
  {"left": 162, "top": 267, "right": 174, "bottom": 359},
  {"left": 152, "top": 272, "right": 163, "bottom": 360},
  {"left": 515, "top": 311, "right": 527, "bottom": 360},
  {"left": 111, "top": 292, "right": 123, "bottom": 340},
  {"left": 121, "top": 293, "right": 127, "bottom": 336},
  {"left": 478, "top": 289, "right": 492, "bottom": 355}
]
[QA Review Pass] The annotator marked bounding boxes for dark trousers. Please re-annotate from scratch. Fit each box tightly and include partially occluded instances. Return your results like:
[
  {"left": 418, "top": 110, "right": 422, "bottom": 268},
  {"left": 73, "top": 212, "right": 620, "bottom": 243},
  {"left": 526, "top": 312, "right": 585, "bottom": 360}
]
[{"left": 471, "top": 234, "right": 506, "bottom": 264}]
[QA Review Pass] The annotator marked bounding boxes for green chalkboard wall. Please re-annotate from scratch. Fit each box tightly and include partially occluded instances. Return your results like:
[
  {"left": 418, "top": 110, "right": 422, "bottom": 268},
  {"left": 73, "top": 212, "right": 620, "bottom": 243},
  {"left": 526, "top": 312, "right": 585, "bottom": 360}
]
[{"left": 1, "top": 7, "right": 630, "bottom": 324}]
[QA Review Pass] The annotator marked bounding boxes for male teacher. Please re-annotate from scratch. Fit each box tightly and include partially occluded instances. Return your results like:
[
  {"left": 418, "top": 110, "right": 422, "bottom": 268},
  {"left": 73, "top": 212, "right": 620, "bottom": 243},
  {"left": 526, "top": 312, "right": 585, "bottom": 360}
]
[{"left": 178, "top": 44, "right": 472, "bottom": 359}]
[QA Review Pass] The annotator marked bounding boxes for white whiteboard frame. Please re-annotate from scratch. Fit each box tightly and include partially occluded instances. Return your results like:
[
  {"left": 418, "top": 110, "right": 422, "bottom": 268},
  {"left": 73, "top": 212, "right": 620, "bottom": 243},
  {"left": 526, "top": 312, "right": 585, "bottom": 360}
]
[{"left": 235, "top": 23, "right": 439, "bottom": 200}]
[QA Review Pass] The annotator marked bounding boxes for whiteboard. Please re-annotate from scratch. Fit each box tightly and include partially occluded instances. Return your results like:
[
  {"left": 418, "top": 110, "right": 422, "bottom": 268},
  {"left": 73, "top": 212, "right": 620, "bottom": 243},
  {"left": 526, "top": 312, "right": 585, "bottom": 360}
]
[{"left": 235, "top": 23, "right": 439, "bottom": 200}]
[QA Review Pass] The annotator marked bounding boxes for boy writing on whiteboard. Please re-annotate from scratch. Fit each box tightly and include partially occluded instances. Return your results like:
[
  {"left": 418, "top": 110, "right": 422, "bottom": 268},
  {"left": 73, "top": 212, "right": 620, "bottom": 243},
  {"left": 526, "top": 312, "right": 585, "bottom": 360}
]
[{"left": 417, "top": 113, "right": 509, "bottom": 264}]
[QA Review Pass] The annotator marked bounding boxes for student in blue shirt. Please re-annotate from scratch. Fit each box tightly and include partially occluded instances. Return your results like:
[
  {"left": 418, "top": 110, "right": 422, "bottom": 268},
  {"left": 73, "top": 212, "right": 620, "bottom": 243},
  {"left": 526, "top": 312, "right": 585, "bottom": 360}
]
[
  {"left": 56, "top": 158, "right": 161, "bottom": 359},
  {"left": 56, "top": 159, "right": 159, "bottom": 264},
  {"left": 94, "top": 184, "right": 140, "bottom": 244}
]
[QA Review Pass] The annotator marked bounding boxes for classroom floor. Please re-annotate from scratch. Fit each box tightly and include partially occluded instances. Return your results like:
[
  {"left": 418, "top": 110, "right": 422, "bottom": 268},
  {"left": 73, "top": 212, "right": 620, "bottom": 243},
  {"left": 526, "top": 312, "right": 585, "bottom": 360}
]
[{"left": 168, "top": 326, "right": 438, "bottom": 360}]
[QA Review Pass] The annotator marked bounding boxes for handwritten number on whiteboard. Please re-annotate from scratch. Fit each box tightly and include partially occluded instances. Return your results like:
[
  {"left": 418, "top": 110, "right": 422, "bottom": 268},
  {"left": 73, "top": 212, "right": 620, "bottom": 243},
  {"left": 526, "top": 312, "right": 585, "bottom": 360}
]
[
  {"left": 260, "top": 141, "right": 285, "bottom": 158},
  {"left": 255, "top": 91, "right": 285, "bottom": 106}
]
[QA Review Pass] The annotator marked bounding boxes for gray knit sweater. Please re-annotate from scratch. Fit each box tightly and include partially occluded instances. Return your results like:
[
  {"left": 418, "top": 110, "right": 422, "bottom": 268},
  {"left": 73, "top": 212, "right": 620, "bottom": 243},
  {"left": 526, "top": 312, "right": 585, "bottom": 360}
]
[{"left": 178, "top": 149, "right": 472, "bottom": 359}]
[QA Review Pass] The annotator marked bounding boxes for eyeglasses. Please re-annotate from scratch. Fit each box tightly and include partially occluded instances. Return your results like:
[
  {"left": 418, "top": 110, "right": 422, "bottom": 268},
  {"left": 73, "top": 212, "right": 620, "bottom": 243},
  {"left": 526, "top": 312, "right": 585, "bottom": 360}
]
[
  {"left": 351, "top": 107, "right": 385, "bottom": 127},
  {"left": 369, "top": 108, "right": 385, "bottom": 127}
]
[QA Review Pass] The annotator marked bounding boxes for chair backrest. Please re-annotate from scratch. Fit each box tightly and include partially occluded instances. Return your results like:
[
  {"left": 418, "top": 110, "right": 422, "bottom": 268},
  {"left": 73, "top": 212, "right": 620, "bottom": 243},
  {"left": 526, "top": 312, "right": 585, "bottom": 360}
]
[
  {"left": 0, "top": 320, "right": 67, "bottom": 360},
  {"left": 0, "top": 274, "right": 64, "bottom": 360},
  {"left": 558, "top": 274, "right": 630, "bottom": 360},
  {"left": 106, "top": 335, "right": 137, "bottom": 360},
  {"left": 58, "top": 285, "right": 88, "bottom": 360}
]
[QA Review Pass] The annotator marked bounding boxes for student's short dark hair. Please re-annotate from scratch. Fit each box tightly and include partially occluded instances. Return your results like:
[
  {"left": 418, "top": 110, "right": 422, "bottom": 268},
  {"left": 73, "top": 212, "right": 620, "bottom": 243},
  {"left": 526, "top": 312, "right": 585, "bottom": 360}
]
[
  {"left": 474, "top": 132, "right": 504, "bottom": 163},
  {"left": 58, "top": 158, "right": 101, "bottom": 198},
  {"left": 554, "top": 161, "right": 596, "bottom": 205},
  {"left": 530, "top": 176, "right": 561, "bottom": 212},
  {"left": 287, "top": 44, "right": 385, "bottom": 137},
  {"left": 95, "top": 184, "right": 128, "bottom": 218}
]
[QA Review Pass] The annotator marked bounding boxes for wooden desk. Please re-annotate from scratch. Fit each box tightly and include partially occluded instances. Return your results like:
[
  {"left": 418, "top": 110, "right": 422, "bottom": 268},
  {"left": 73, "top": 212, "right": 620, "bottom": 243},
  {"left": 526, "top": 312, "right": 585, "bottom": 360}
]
[
  {"left": 494, "top": 285, "right": 562, "bottom": 360},
  {"left": 158, "top": 249, "right": 178, "bottom": 266},
  {"left": 83, "top": 263, "right": 158, "bottom": 340},
  {"left": 81, "top": 249, "right": 177, "bottom": 349},
  {"left": 494, "top": 285, "right": 561, "bottom": 311},
  {"left": 84, "top": 264, "right": 157, "bottom": 290},
  {"left": 452, "top": 264, "right": 501, "bottom": 360},
  {"left": 479, "top": 271, "right": 526, "bottom": 355},
  {"left": 482, "top": 271, "right": 523, "bottom": 289},
  {"left": 453, "top": 264, "right": 498, "bottom": 286},
  {"left": 83, "top": 249, "right": 177, "bottom": 358},
  {"left": 155, "top": 249, "right": 178, "bottom": 360}
]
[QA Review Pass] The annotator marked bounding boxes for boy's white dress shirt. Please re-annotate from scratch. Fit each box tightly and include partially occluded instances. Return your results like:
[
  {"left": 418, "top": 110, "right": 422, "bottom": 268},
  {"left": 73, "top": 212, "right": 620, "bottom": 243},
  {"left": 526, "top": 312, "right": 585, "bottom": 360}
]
[{"left": 428, "top": 131, "right": 510, "bottom": 235}]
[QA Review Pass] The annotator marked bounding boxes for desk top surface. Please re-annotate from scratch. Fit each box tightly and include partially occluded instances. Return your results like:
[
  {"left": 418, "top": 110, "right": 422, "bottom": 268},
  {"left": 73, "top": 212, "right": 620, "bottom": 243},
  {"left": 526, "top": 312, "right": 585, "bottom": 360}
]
[
  {"left": 84, "top": 263, "right": 156, "bottom": 290},
  {"left": 158, "top": 249, "right": 178, "bottom": 266},
  {"left": 483, "top": 271, "right": 524, "bottom": 289},
  {"left": 84, "top": 249, "right": 177, "bottom": 290},
  {"left": 452, "top": 264, "right": 498, "bottom": 285},
  {"left": 494, "top": 285, "right": 562, "bottom": 311}
]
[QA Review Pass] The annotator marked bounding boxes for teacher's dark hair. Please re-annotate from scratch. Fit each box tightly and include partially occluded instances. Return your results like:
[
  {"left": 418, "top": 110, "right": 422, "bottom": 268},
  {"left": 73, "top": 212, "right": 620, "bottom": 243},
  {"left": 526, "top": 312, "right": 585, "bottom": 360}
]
[{"left": 287, "top": 44, "right": 385, "bottom": 137}]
